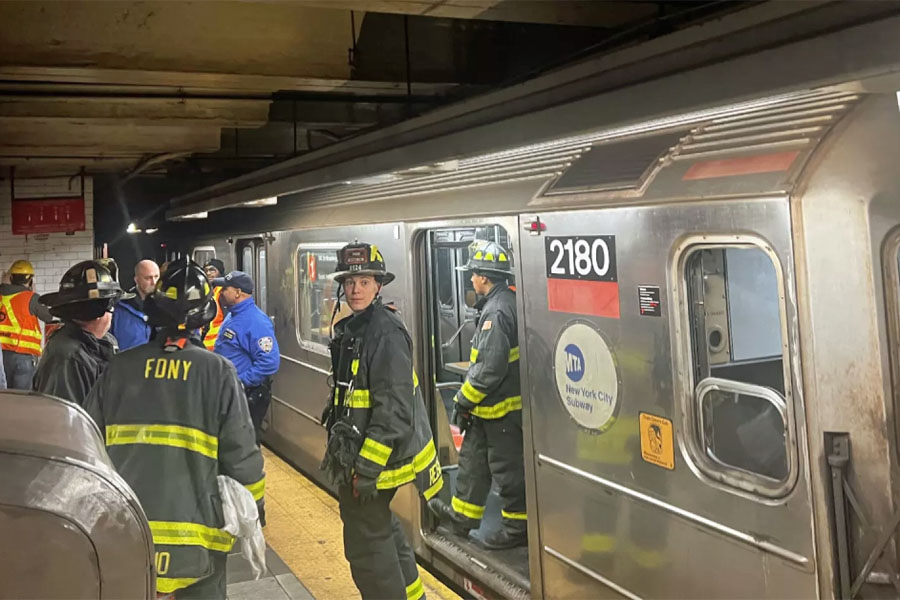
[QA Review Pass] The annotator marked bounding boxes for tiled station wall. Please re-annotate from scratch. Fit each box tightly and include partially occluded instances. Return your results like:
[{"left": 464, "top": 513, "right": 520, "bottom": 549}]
[{"left": 0, "top": 177, "right": 95, "bottom": 295}]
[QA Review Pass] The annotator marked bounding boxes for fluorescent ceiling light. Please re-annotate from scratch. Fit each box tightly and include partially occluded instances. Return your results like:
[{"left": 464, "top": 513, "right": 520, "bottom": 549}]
[
  {"left": 145, "top": 228, "right": 158, "bottom": 234},
  {"left": 170, "top": 211, "right": 209, "bottom": 221},
  {"left": 241, "top": 196, "right": 278, "bottom": 207}
]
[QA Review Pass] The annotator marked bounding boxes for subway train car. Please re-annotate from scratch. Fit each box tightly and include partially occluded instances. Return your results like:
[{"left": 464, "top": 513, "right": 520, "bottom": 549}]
[{"left": 167, "top": 87, "right": 900, "bottom": 598}]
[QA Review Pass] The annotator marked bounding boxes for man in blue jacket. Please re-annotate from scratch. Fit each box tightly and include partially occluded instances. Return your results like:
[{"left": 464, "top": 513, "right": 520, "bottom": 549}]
[
  {"left": 213, "top": 270, "right": 279, "bottom": 441},
  {"left": 110, "top": 259, "right": 158, "bottom": 350}
]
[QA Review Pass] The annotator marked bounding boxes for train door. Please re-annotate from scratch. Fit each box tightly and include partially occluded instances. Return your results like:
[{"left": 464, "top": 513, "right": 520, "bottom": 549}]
[
  {"left": 420, "top": 221, "right": 531, "bottom": 597},
  {"left": 235, "top": 237, "right": 268, "bottom": 312},
  {"left": 519, "top": 200, "right": 817, "bottom": 599}
]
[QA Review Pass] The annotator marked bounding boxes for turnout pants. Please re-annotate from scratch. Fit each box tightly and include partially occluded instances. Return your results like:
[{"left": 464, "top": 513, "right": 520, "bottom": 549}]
[
  {"left": 453, "top": 410, "right": 526, "bottom": 534},
  {"left": 338, "top": 486, "right": 425, "bottom": 600},
  {"left": 4, "top": 351, "right": 35, "bottom": 390}
]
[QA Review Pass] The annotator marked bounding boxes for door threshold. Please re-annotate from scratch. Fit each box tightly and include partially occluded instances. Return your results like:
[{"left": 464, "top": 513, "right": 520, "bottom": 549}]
[{"left": 423, "top": 527, "right": 530, "bottom": 600}]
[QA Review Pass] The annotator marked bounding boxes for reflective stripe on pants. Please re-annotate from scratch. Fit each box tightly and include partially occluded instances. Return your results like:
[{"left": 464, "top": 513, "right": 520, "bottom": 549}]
[{"left": 453, "top": 411, "right": 527, "bottom": 535}]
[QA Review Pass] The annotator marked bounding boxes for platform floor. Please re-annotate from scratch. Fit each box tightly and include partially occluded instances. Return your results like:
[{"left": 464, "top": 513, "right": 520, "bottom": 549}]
[{"left": 228, "top": 447, "right": 459, "bottom": 600}]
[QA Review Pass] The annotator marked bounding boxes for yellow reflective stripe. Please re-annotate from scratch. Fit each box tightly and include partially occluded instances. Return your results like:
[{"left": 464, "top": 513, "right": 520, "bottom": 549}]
[
  {"left": 509, "top": 346, "right": 519, "bottom": 362},
  {"left": 406, "top": 576, "right": 425, "bottom": 600},
  {"left": 157, "top": 577, "right": 202, "bottom": 594},
  {"left": 376, "top": 439, "right": 437, "bottom": 489},
  {"left": 582, "top": 533, "right": 617, "bottom": 553},
  {"left": 245, "top": 476, "right": 266, "bottom": 502},
  {"left": 423, "top": 474, "right": 444, "bottom": 500},
  {"left": 452, "top": 496, "right": 485, "bottom": 519},
  {"left": 413, "top": 371, "right": 419, "bottom": 388},
  {"left": 501, "top": 510, "right": 527, "bottom": 520},
  {"left": 471, "top": 396, "right": 522, "bottom": 419},
  {"left": 461, "top": 380, "right": 486, "bottom": 404},
  {"left": 149, "top": 521, "right": 234, "bottom": 552},
  {"left": 0, "top": 336, "right": 41, "bottom": 352},
  {"left": 470, "top": 347, "right": 479, "bottom": 362},
  {"left": 346, "top": 389, "right": 371, "bottom": 408},
  {"left": 360, "top": 437, "right": 392, "bottom": 466},
  {"left": 0, "top": 327, "right": 41, "bottom": 342},
  {"left": 351, "top": 359, "right": 360, "bottom": 375},
  {"left": 106, "top": 424, "right": 218, "bottom": 460}
]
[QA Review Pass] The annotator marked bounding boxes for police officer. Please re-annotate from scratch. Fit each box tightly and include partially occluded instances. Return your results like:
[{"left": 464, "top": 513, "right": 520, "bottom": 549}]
[
  {"left": 33, "top": 260, "right": 124, "bottom": 405},
  {"left": 0, "top": 259, "right": 54, "bottom": 389},
  {"left": 428, "top": 240, "right": 526, "bottom": 549},
  {"left": 321, "top": 242, "right": 442, "bottom": 600},
  {"left": 213, "top": 270, "right": 279, "bottom": 441},
  {"left": 201, "top": 259, "right": 226, "bottom": 351},
  {"left": 83, "top": 258, "right": 265, "bottom": 598},
  {"left": 110, "top": 259, "right": 159, "bottom": 350}
]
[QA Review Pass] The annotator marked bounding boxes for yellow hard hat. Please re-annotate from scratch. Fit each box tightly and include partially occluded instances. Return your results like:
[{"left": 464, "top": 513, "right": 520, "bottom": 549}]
[{"left": 9, "top": 260, "right": 34, "bottom": 276}]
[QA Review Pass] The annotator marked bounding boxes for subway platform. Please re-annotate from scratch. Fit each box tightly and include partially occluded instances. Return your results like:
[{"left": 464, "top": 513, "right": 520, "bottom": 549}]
[{"left": 226, "top": 448, "right": 459, "bottom": 599}]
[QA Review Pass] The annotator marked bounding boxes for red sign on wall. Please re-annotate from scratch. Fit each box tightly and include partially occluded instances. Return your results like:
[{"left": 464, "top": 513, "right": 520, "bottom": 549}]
[{"left": 11, "top": 197, "right": 86, "bottom": 235}]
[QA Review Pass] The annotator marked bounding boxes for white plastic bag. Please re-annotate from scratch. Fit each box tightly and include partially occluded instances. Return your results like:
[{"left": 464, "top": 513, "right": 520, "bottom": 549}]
[{"left": 217, "top": 475, "right": 267, "bottom": 579}]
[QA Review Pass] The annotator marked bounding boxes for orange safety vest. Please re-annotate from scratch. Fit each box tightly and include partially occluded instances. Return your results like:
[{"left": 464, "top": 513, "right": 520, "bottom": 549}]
[
  {"left": 0, "top": 291, "right": 42, "bottom": 356},
  {"left": 203, "top": 287, "right": 225, "bottom": 351}
]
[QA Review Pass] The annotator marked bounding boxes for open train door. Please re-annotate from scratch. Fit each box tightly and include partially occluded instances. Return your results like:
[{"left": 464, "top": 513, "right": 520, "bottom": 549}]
[{"left": 517, "top": 200, "right": 818, "bottom": 599}]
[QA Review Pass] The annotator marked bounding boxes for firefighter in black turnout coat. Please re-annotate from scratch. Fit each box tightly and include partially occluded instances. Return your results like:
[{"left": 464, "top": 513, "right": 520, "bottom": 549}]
[
  {"left": 321, "top": 242, "right": 442, "bottom": 600},
  {"left": 84, "top": 258, "right": 265, "bottom": 598},
  {"left": 429, "top": 240, "right": 527, "bottom": 549}
]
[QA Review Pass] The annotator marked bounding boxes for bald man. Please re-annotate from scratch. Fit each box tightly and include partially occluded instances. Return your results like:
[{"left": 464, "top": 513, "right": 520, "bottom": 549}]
[{"left": 110, "top": 259, "right": 159, "bottom": 350}]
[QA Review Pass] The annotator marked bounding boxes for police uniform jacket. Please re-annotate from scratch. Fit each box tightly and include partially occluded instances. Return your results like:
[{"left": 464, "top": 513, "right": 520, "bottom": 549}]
[
  {"left": 455, "top": 284, "right": 521, "bottom": 419},
  {"left": 83, "top": 335, "right": 265, "bottom": 594},
  {"left": 331, "top": 298, "right": 443, "bottom": 500},
  {"left": 214, "top": 297, "right": 279, "bottom": 388},
  {"left": 110, "top": 289, "right": 152, "bottom": 351},
  {"left": 33, "top": 323, "right": 116, "bottom": 405}
]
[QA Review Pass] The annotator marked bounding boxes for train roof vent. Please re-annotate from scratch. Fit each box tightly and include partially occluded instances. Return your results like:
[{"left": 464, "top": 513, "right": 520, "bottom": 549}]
[{"left": 544, "top": 130, "right": 685, "bottom": 195}]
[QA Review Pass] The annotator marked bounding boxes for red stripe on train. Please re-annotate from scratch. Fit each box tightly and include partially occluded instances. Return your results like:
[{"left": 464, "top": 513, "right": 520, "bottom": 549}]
[
  {"left": 682, "top": 150, "right": 800, "bottom": 180},
  {"left": 547, "top": 279, "right": 620, "bottom": 319}
]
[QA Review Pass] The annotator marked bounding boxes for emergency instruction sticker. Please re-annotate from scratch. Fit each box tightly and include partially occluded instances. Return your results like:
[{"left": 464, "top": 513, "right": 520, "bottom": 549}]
[
  {"left": 638, "top": 285, "right": 661, "bottom": 317},
  {"left": 553, "top": 322, "right": 619, "bottom": 431},
  {"left": 639, "top": 412, "right": 674, "bottom": 470}
]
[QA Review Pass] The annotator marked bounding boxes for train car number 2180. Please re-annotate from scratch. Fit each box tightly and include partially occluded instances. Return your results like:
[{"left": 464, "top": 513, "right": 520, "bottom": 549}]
[{"left": 545, "top": 235, "right": 617, "bottom": 281}]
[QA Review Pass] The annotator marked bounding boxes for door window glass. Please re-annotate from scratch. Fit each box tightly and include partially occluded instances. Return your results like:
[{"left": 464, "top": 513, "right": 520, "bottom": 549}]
[
  {"left": 241, "top": 245, "right": 254, "bottom": 279},
  {"left": 297, "top": 247, "right": 341, "bottom": 350},
  {"left": 683, "top": 244, "right": 793, "bottom": 495},
  {"left": 257, "top": 248, "right": 268, "bottom": 312}
]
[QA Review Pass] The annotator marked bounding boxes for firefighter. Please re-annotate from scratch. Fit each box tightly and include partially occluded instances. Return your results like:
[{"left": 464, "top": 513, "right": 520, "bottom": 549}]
[
  {"left": 320, "top": 242, "right": 442, "bottom": 600},
  {"left": 110, "top": 259, "right": 159, "bottom": 350},
  {"left": 428, "top": 240, "right": 526, "bottom": 549},
  {"left": 201, "top": 258, "right": 225, "bottom": 350},
  {"left": 83, "top": 257, "right": 265, "bottom": 598},
  {"left": 0, "top": 260, "right": 54, "bottom": 389},
  {"left": 33, "top": 260, "right": 124, "bottom": 405},
  {"left": 212, "top": 270, "right": 279, "bottom": 441}
]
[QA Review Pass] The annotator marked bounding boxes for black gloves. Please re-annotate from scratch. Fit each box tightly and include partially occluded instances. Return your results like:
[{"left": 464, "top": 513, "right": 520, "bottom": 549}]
[
  {"left": 451, "top": 405, "right": 472, "bottom": 435},
  {"left": 353, "top": 474, "right": 378, "bottom": 504}
]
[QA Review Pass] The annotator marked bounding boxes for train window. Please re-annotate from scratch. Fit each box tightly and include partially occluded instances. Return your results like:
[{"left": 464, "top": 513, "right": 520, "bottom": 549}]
[
  {"left": 296, "top": 246, "right": 341, "bottom": 351},
  {"left": 682, "top": 244, "right": 794, "bottom": 495},
  {"left": 436, "top": 248, "right": 454, "bottom": 307},
  {"left": 192, "top": 246, "right": 216, "bottom": 266}
]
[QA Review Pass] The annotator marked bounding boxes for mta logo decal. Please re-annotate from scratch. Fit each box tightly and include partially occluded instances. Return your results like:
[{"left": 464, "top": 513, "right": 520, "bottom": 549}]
[{"left": 564, "top": 344, "right": 585, "bottom": 382}]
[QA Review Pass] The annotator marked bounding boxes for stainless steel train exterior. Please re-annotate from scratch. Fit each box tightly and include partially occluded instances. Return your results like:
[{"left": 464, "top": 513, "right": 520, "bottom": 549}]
[{"left": 168, "top": 88, "right": 900, "bottom": 599}]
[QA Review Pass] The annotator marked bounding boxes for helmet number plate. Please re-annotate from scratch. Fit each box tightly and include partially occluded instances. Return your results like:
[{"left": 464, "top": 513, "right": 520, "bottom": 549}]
[{"left": 342, "top": 247, "right": 369, "bottom": 265}]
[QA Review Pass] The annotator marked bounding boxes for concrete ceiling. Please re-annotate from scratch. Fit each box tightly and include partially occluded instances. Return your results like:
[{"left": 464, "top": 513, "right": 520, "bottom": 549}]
[{"left": 0, "top": 0, "right": 741, "bottom": 181}]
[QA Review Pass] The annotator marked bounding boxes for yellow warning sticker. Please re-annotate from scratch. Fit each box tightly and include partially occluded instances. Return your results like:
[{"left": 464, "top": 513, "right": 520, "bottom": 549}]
[{"left": 639, "top": 412, "right": 674, "bottom": 470}]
